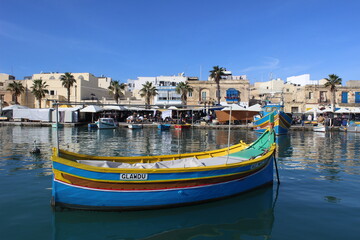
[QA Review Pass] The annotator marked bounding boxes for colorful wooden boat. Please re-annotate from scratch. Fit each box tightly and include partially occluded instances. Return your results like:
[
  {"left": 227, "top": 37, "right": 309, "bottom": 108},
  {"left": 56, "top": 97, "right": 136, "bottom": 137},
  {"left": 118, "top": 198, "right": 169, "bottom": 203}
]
[
  {"left": 96, "top": 118, "right": 117, "bottom": 129},
  {"left": 253, "top": 104, "right": 292, "bottom": 135},
  {"left": 158, "top": 123, "right": 171, "bottom": 130},
  {"left": 174, "top": 123, "right": 191, "bottom": 129},
  {"left": 51, "top": 129, "right": 276, "bottom": 210}
]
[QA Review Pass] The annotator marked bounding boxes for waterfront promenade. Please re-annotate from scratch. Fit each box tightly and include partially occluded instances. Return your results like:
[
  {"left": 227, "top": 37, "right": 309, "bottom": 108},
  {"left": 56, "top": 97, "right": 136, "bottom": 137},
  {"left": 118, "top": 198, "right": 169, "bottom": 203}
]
[{"left": 0, "top": 120, "right": 340, "bottom": 131}]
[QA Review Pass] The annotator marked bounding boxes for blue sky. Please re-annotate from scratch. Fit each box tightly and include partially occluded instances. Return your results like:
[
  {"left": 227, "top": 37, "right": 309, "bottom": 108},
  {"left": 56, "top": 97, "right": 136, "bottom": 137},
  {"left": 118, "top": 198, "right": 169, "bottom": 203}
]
[{"left": 1, "top": 0, "right": 359, "bottom": 84}]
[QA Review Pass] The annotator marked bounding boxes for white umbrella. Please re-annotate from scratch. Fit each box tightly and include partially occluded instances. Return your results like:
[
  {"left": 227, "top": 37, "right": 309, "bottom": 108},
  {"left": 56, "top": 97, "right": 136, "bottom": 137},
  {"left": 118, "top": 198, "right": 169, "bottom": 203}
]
[
  {"left": 168, "top": 106, "right": 178, "bottom": 110},
  {"left": 3, "top": 105, "right": 30, "bottom": 110},
  {"left": 80, "top": 105, "right": 104, "bottom": 113},
  {"left": 351, "top": 107, "right": 360, "bottom": 113},
  {"left": 335, "top": 108, "right": 351, "bottom": 113},
  {"left": 247, "top": 104, "right": 262, "bottom": 112},
  {"left": 221, "top": 104, "right": 247, "bottom": 111},
  {"left": 103, "top": 105, "right": 126, "bottom": 111}
]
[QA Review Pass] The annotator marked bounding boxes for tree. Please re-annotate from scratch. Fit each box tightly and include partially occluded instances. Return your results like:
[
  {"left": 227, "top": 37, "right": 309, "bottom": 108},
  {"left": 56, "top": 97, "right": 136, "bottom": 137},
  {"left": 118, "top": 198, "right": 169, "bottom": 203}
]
[
  {"left": 108, "top": 81, "right": 126, "bottom": 104},
  {"left": 60, "top": 72, "right": 76, "bottom": 103},
  {"left": 31, "top": 79, "right": 49, "bottom": 108},
  {"left": 139, "top": 81, "right": 158, "bottom": 109},
  {"left": 175, "top": 82, "right": 193, "bottom": 106},
  {"left": 324, "top": 74, "right": 342, "bottom": 111},
  {"left": 209, "top": 66, "right": 226, "bottom": 104},
  {"left": 7, "top": 81, "right": 25, "bottom": 104}
]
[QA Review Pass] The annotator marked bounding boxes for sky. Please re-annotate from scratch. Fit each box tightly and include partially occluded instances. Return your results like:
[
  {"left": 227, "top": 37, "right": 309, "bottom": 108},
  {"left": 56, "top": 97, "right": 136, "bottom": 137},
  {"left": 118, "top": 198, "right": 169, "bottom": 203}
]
[{"left": 1, "top": 0, "right": 360, "bottom": 84}]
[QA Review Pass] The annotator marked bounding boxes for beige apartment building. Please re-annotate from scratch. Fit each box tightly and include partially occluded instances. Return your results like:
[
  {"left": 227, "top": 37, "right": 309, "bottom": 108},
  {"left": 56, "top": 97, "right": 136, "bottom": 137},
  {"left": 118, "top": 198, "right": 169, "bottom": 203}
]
[{"left": 14, "top": 72, "right": 113, "bottom": 108}]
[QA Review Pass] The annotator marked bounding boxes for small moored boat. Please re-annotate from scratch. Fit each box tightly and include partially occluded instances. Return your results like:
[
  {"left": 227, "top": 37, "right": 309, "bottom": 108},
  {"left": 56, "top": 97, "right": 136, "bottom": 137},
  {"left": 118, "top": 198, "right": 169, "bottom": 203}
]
[
  {"left": 158, "top": 124, "right": 171, "bottom": 130},
  {"left": 174, "top": 123, "right": 191, "bottom": 129},
  {"left": 253, "top": 103, "right": 292, "bottom": 135},
  {"left": 51, "top": 129, "right": 276, "bottom": 210},
  {"left": 96, "top": 118, "right": 117, "bottom": 129},
  {"left": 313, "top": 124, "right": 327, "bottom": 132},
  {"left": 128, "top": 124, "right": 143, "bottom": 129}
]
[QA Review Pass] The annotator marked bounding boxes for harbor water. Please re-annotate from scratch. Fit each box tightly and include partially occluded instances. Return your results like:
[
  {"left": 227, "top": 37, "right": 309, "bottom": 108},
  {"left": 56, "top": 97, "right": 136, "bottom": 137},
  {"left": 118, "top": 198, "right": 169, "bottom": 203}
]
[{"left": 0, "top": 126, "right": 359, "bottom": 239}]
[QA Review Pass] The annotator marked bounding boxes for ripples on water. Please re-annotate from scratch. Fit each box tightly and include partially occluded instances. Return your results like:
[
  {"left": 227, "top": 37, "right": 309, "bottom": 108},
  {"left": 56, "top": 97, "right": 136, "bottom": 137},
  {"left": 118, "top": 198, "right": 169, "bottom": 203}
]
[{"left": 0, "top": 126, "right": 360, "bottom": 239}]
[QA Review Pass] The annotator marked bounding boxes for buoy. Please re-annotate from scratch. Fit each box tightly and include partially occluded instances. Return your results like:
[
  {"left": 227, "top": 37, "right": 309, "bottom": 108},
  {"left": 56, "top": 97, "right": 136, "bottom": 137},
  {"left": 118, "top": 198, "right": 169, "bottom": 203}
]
[{"left": 30, "top": 140, "right": 41, "bottom": 154}]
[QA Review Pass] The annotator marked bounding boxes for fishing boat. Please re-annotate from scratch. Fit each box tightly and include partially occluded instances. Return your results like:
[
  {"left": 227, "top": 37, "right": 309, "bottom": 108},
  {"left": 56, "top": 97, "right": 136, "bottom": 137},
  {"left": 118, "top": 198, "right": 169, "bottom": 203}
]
[
  {"left": 346, "top": 121, "right": 360, "bottom": 132},
  {"left": 174, "top": 123, "right": 191, "bottom": 129},
  {"left": 253, "top": 103, "right": 292, "bottom": 135},
  {"left": 51, "top": 129, "right": 276, "bottom": 210},
  {"left": 313, "top": 123, "right": 327, "bottom": 132},
  {"left": 128, "top": 124, "right": 143, "bottom": 129},
  {"left": 52, "top": 123, "right": 64, "bottom": 128},
  {"left": 96, "top": 118, "right": 117, "bottom": 129},
  {"left": 158, "top": 123, "right": 171, "bottom": 130}
]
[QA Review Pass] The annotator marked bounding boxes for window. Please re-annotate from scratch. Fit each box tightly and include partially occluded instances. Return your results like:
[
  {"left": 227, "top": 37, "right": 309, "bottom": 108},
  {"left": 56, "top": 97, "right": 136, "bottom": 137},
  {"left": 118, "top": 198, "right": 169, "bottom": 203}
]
[
  {"left": 201, "top": 91, "right": 207, "bottom": 101},
  {"left": 291, "top": 107, "right": 299, "bottom": 113},
  {"left": 308, "top": 92, "right": 313, "bottom": 99},
  {"left": 50, "top": 90, "right": 55, "bottom": 95},
  {"left": 320, "top": 91, "right": 327, "bottom": 102},
  {"left": 188, "top": 91, "right": 192, "bottom": 97},
  {"left": 226, "top": 88, "right": 239, "bottom": 102},
  {"left": 341, "top": 92, "right": 348, "bottom": 103},
  {"left": 355, "top": 92, "right": 360, "bottom": 103},
  {"left": 0, "top": 82, "right": 3, "bottom": 86}
]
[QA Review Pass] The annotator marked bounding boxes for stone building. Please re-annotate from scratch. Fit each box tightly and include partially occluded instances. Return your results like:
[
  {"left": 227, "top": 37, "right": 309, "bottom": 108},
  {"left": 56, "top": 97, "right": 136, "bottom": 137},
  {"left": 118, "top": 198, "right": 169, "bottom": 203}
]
[{"left": 187, "top": 72, "right": 250, "bottom": 107}]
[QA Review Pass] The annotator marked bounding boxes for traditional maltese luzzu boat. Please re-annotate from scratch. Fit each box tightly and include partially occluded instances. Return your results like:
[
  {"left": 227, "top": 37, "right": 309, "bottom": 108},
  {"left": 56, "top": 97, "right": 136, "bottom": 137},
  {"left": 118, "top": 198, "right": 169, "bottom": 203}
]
[{"left": 51, "top": 129, "right": 276, "bottom": 211}]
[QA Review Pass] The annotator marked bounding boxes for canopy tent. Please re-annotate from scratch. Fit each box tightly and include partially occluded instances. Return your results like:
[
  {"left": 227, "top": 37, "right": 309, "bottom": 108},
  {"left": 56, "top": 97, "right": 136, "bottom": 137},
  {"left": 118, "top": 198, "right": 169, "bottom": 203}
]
[
  {"left": 103, "top": 105, "right": 127, "bottom": 111},
  {"left": 80, "top": 105, "right": 104, "bottom": 122},
  {"left": 351, "top": 108, "right": 360, "bottom": 113},
  {"left": 247, "top": 104, "right": 262, "bottom": 112},
  {"left": 3, "top": 105, "right": 30, "bottom": 110},
  {"left": 335, "top": 108, "right": 351, "bottom": 113},
  {"left": 221, "top": 104, "right": 247, "bottom": 111},
  {"left": 80, "top": 105, "right": 104, "bottom": 113}
]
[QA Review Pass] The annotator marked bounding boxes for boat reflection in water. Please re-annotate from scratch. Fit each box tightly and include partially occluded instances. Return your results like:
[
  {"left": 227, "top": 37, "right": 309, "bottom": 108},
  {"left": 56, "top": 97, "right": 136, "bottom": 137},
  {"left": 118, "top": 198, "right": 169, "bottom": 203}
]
[{"left": 53, "top": 186, "right": 275, "bottom": 240}]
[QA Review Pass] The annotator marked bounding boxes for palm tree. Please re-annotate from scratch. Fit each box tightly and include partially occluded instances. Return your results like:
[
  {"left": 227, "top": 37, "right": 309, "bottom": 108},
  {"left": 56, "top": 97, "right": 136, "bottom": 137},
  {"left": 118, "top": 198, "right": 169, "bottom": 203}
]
[
  {"left": 324, "top": 74, "right": 342, "bottom": 111},
  {"left": 139, "top": 81, "right": 158, "bottom": 109},
  {"left": 175, "top": 82, "right": 193, "bottom": 106},
  {"left": 60, "top": 72, "right": 76, "bottom": 103},
  {"left": 31, "top": 79, "right": 49, "bottom": 108},
  {"left": 209, "top": 66, "right": 226, "bottom": 104},
  {"left": 108, "top": 81, "right": 126, "bottom": 104},
  {"left": 7, "top": 81, "right": 25, "bottom": 104}
]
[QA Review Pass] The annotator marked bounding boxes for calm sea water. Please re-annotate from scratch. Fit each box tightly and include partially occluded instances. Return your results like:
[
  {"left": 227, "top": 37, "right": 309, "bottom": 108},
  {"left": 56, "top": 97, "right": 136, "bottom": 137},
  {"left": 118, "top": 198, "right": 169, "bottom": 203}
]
[{"left": 0, "top": 126, "right": 359, "bottom": 240}]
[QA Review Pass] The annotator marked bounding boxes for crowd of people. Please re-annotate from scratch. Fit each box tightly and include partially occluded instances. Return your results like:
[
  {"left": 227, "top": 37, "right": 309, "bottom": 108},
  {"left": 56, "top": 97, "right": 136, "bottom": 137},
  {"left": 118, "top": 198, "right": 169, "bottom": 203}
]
[{"left": 293, "top": 113, "right": 353, "bottom": 127}]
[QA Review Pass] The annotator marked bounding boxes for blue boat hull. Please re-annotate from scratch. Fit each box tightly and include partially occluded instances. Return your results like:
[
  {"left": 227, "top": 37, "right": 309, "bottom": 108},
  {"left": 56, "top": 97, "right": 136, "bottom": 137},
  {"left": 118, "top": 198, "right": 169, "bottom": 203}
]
[{"left": 52, "top": 159, "right": 273, "bottom": 210}]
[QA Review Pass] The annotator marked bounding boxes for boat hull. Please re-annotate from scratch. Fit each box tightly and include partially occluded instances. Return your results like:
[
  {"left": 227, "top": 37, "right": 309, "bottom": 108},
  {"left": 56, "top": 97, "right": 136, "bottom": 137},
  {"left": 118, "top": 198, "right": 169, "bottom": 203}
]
[
  {"left": 52, "top": 159, "right": 273, "bottom": 210},
  {"left": 175, "top": 124, "right": 191, "bottom": 129},
  {"left": 313, "top": 124, "right": 327, "bottom": 132},
  {"left": 128, "top": 124, "right": 143, "bottom": 129},
  {"left": 253, "top": 111, "right": 291, "bottom": 135},
  {"left": 158, "top": 124, "right": 171, "bottom": 130}
]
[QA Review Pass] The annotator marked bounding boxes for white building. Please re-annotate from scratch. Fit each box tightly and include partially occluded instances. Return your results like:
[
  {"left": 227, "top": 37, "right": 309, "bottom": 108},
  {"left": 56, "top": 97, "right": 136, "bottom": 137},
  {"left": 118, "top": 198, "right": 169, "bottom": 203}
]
[
  {"left": 127, "top": 73, "right": 189, "bottom": 106},
  {"left": 286, "top": 74, "right": 318, "bottom": 86}
]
